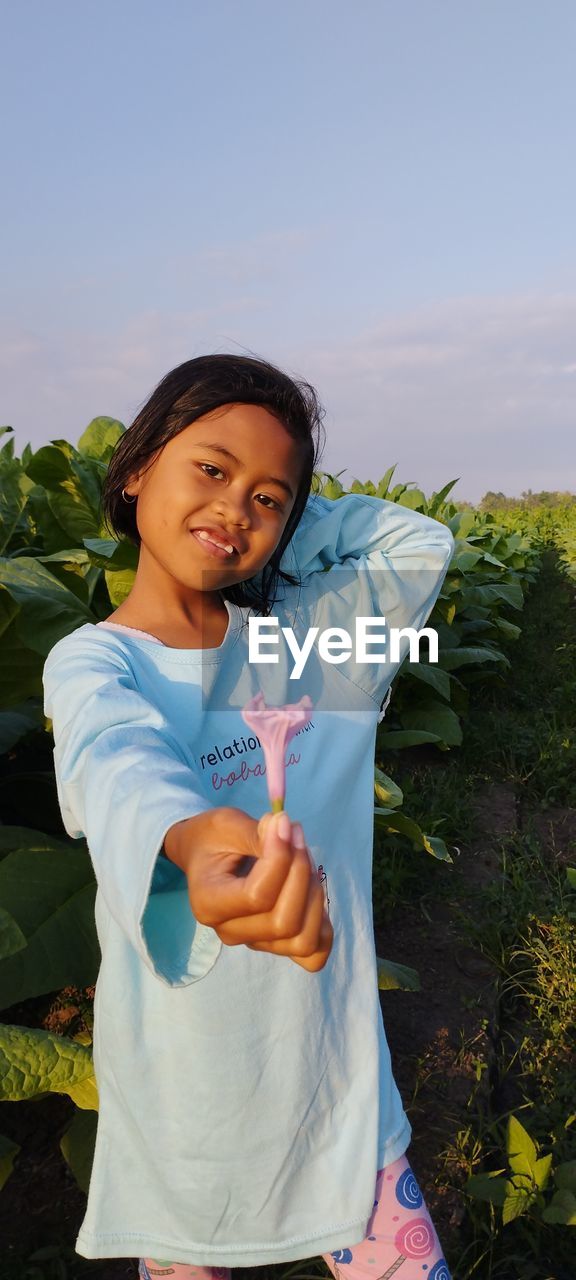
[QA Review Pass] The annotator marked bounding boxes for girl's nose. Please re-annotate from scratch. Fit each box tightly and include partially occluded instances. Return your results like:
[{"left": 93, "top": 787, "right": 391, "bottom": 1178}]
[{"left": 214, "top": 489, "right": 252, "bottom": 527}]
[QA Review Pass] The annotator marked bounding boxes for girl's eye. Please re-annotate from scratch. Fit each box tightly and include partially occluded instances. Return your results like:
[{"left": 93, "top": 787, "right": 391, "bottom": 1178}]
[
  {"left": 199, "top": 463, "right": 225, "bottom": 479},
  {"left": 256, "top": 494, "right": 282, "bottom": 511},
  {"left": 199, "top": 464, "right": 282, "bottom": 511}
]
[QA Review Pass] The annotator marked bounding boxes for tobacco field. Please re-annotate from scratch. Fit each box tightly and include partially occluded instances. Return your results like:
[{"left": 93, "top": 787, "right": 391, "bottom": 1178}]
[{"left": 0, "top": 419, "right": 574, "bottom": 1279}]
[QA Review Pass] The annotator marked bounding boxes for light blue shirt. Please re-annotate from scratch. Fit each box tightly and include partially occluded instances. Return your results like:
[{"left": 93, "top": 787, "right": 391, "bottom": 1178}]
[{"left": 42, "top": 493, "right": 455, "bottom": 1266}]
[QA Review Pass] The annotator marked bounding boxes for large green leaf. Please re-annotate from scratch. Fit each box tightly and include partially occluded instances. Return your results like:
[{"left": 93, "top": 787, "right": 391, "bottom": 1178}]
[
  {"left": 0, "top": 831, "right": 99, "bottom": 1009},
  {"left": 400, "top": 701, "right": 463, "bottom": 747},
  {"left": 403, "top": 660, "right": 452, "bottom": 701},
  {"left": 0, "top": 1023, "right": 98, "bottom": 1110},
  {"left": 77, "top": 416, "right": 125, "bottom": 462},
  {"left": 105, "top": 564, "right": 136, "bottom": 606},
  {"left": 83, "top": 536, "right": 139, "bottom": 570},
  {"left": 0, "top": 470, "right": 29, "bottom": 556},
  {"left": 0, "top": 907, "right": 27, "bottom": 960},
  {"left": 60, "top": 1104, "right": 98, "bottom": 1193},
  {"left": 0, "top": 1131, "right": 21, "bottom": 1191},
  {"left": 374, "top": 807, "right": 452, "bottom": 861},
  {"left": 374, "top": 767, "right": 403, "bottom": 809},
  {"left": 376, "top": 955, "right": 420, "bottom": 991},
  {"left": 466, "top": 1172, "right": 507, "bottom": 1206},
  {"left": 396, "top": 488, "right": 426, "bottom": 511},
  {"left": 438, "top": 646, "right": 509, "bottom": 672},
  {"left": 541, "top": 1188, "right": 576, "bottom": 1225},
  {"left": 507, "top": 1115, "right": 537, "bottom": 1179},
  {"left": 23, "top": 445, "right": 70, "bottom": 490},
  {"left": 461, "top": 581, "right": 524, "bottom": 611},
  {"left": 0, "top": 618, "right": 45, "bottom": 706},
  {"left": 47, "top": 488, "right": 100, "bottom": 542},
  {"left": 0, "top": 556, "right": 93, "bottom": 654}
]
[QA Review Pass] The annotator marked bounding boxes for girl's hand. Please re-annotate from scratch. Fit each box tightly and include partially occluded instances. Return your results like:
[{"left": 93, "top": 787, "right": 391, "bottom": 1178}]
[{"left": 164, "top": 807, "right": 333, "bottom": 972}]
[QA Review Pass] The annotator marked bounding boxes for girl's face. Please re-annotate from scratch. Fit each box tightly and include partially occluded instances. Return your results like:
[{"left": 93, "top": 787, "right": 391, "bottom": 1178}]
[{"left": 124, "top": 403, "right": 304, "bottom": 595}]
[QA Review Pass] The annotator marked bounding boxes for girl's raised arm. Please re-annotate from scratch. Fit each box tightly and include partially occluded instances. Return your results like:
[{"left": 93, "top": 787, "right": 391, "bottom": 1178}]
[{"left": 278, "top": 491, "right": 456, "bottom": 714}]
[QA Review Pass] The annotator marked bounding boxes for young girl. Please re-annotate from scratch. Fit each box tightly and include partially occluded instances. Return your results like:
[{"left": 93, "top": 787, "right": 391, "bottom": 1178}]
[{"left": 42, "top": 354, "right": 455, "bottom": 1280}]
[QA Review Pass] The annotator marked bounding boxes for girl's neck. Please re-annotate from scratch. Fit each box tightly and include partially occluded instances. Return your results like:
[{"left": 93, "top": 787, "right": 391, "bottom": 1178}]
[{"left": 105, "top": 590, "right": 229, "bottom": 650}]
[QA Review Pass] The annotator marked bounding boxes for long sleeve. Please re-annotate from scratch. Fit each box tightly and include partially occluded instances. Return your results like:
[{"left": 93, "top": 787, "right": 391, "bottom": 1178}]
[
  {"left": 279, "top": 493, "right": 455, "bottom": 711},
  {"left": 42, "top": 633, "right": 222, "bottom": 987}
]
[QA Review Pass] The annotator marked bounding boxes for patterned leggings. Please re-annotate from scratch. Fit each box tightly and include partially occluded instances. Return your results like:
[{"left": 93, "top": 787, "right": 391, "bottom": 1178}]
[{"left": 138, "top": 1152, "right": 451, "bottom": 1280}]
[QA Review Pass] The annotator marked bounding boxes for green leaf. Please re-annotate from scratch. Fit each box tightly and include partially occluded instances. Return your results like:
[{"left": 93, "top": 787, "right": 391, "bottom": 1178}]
[
  {"left": 400, "top": 701, "right": 463, "bottom": 747},
  {"left": 428, "top": 478, "right": 459, "bottom": 516},
  {"left": 448, "top": 541, "right": 484, "bottom": 572},
  {"left": 60, "top": 1105, "right": 98, "bottom": 1193},
  {"left": 541, "top": 1188, "right": 576, "bottom": 1225},
  {"left": 0, "top": 585, "right": 19, "bottom": 639},
  {"left": 83, "top": 536, "right": 139, "bottom": 570},
  {"left": 533, "top": 1154, "right": 553, "bottom": 1191},
  {"left": 0, "top": 1023, "right": 98, "bottom": 1109},
  {"left": 438, "top": 646, "right": 509, "bottom": 671},
  {"left": 374, "top": 807, "right": 452, "bottom": 861},
  {"left": 493, "top": 617, "right": 522, "bottom": 641},
  {"left": 465, "top": 1172, "right": 507, "bottom": 1206},
  {"left": 47, "top": 488, "right": 100, "bottom": 542},
  {"left": 376, "top": 465, "right": 398, "bottom": 499},
  {"left": 374, "top": 767, "right": 403, "bottom": 809},
  {"left": 555, "top": 1160, "right": 576, "bottom": 1192},
  {"left": 462, "top": 581, "right": 524, "bottom": 612},
  {"left": 24, "top": 444, "right": 71, "bottom": 489},
  {"left": 0, "top": 556, "right": 93, "bottom": 655},
  {"left": 77, "top": 416, "right": 124, "bottom": 462},
  {"left": 0, "top": 831, "right": 99, "bottom": 1009},
  {"left": 0, "top": 907, "right": 27, "bottom": 960},
  {"left": 396, "top": 488, "right": 426, "bottom": 511},
  {"left": 566, "top": 867, "right": 576, "bottom": 890},
  {"left": 507, "top": 1115, "right": 538, "bottom": 1178},
  {"left": 376, "top": 955, "right": 420, "bottom": 991},
  {"left": 403, "top": 661, "right": 452, "bottom": 701},
  {"left": 105, "top": 564, "right": 137, "bottom": 606},
  {"left": 0, "top": 1131, "right": 21, "bottom": 1191},
  {"left": 502, "top": 1180, "right": 536, "bottom": 1224}
]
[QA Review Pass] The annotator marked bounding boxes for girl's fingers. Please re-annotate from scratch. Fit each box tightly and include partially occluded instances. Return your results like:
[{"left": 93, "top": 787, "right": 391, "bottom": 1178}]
[
  {"left": 289, "top": 913, "right": 334, "bottom": 971},
  {"left": 216, "top": 832, "right": 319, "bottom": 945},
  {"left": 245, "top": 861, "right": 327, "bottom": 956},
  {"left": 190, "top": 812, "right": 296, "bottom": 925}
]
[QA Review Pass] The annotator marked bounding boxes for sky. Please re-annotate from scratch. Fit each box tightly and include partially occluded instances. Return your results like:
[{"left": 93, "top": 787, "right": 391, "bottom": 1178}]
[{"left": 2, "top": 0, "right": 575, "bottom": 504}]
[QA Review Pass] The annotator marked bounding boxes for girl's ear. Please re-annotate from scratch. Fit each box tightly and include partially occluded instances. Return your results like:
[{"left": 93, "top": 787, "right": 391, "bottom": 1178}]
[{"left": 126, "top": 446, "right": 163, "bottom": 494}]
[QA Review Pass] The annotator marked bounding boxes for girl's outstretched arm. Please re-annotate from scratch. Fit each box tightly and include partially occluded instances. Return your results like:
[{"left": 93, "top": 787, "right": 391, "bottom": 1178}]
[{"left": 43, "top": 631, "right": 227, "bottom": 988}]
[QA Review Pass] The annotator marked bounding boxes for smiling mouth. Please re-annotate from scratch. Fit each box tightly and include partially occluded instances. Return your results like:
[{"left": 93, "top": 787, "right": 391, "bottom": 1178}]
[{"left": 190, "top": 530, "right": 238, "bottom": 559}]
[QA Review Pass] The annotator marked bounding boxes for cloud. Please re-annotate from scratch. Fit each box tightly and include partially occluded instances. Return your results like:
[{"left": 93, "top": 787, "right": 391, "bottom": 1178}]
[
  {"left": 284, "top": 292, "right": 576, "bottom": 500},
  {"left": 3, "top": 291, "right": 575, "bottom": 503}
]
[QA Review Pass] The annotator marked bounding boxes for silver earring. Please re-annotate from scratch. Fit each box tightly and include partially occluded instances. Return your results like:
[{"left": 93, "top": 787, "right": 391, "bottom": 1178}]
[{"left": 121, "top": 488, "right": 137, "bottom": 503}]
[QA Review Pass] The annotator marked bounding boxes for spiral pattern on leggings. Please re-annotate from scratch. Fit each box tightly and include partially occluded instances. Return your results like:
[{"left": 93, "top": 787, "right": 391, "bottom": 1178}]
[
  {"left": 330, "top": 1249, "right": 353, "bottom": 1264},
  {"left": 395, "top": 1167, "right": 423, "bottom": 1209},
  {"left": 394, "top": 1217, "right": 434, "bottom": 1258},
  {"left": 428, "top": 1259, "right": 451, "bottom": 1280}
]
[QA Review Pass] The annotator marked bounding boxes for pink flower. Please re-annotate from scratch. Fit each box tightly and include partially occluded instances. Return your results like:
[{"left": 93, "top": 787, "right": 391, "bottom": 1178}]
[{"left": 241, "top": 691, "right": 313, "bottom": 812}]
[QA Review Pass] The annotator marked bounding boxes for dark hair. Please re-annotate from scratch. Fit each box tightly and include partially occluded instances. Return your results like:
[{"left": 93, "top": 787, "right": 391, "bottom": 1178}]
[{"left": 100, "top": 353, "right": 326, "bottom": 616}]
